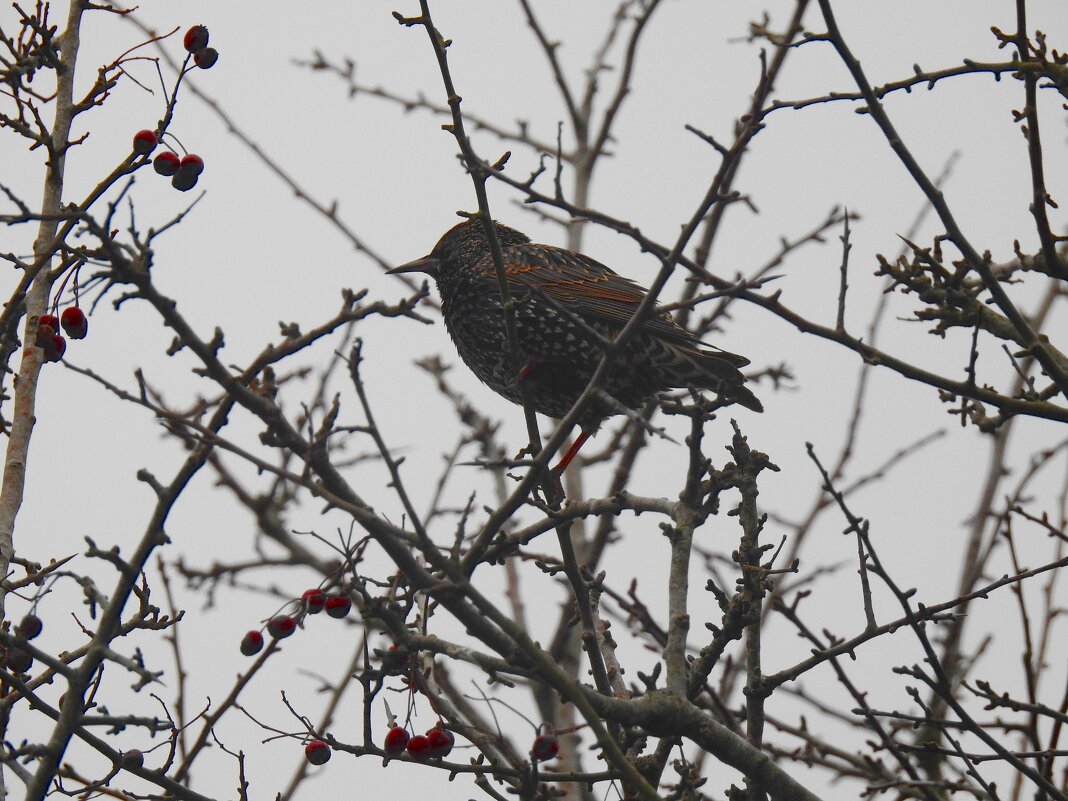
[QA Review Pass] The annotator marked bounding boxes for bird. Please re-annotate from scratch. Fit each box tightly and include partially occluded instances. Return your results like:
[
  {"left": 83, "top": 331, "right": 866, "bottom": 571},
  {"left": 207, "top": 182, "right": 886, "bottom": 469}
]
[{"left": 388, "top": 218, "right": 762, "bottom": 472}]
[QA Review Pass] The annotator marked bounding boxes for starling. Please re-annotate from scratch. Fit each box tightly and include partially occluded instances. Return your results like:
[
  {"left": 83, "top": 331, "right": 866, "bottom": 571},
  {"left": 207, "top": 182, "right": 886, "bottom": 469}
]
[{"left": 389, "top": 219, "right": 762, "bottom": 471}]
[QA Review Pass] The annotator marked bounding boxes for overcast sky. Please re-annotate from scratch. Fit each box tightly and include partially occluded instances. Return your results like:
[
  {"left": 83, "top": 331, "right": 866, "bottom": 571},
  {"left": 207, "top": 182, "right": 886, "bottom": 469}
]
[{"left": 3, "top": 1, "right": 1067, "bottom": 798}]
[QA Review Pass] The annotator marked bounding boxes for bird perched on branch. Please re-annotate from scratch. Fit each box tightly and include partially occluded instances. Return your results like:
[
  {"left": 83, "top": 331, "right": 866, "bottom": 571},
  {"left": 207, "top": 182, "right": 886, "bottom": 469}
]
[{"left": 389, "top": 218, "right": 761, "bottom": 472}]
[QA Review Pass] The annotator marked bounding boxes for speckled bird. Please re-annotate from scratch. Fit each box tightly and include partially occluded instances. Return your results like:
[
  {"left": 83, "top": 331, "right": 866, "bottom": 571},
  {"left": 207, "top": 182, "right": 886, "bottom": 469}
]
[{"left": 389, "top": 219, "right": 762, "bottom": 470}]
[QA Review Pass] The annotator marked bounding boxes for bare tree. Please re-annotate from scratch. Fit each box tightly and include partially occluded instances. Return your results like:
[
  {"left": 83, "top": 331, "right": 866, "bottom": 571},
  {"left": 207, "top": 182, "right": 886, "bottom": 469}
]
[{"left": 1, "top": 2, "right": 1066, "bottom": 801}]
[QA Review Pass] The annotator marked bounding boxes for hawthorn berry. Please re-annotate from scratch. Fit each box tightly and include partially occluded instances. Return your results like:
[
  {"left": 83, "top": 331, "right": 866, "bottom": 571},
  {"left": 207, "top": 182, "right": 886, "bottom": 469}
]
[
  {"left": 36, "top": 323, "right": 55, "bottom": 348},
  {"left": 405, "top": 734, "right": 431, "bottom": 761},
  {"left": 153, "top": 151, "right": 181, "bottom": 176},
  {"left": 60, "top": 307, "right": 87, "bottom": 340},
  {"left": 121, "top": 749, "right": 144, "bottom": 769},
  {"left": 324, "top": 595, "right": 351, "bottom": 619},
  {"left": 39, "top": 314, "right": 58, "bottom": 331},
  {"left": 240, "top": 630, "right": 264, "bottom": 656},
  {"left": 4, "top": 647, "right": 32, "bottom": 673},
  {"left": 44, "top": 334, "right": 65, "bottom": 363},
  {"left": 302, "top": 588, "right": 325, "bottom": 614},
  {"left": 304, "top": 739, "right": 331, "bottom": 765},
  {"left": 266, "top": 615, "right": 296, "bottom": 640},
  {"left": 183, "top": 25, "right": 209, "bottom": 53},
  {"left": 133, "top": 129, "right": 158, "bottom": 156},
  {"left": 383, "top": 726, "right": 410, "bottom": 755},
  {"left": 17, "top": 614, "right": 43, "bottom": 640},
  {"left": 425, "top": 726, "right": 454, "bottom": 759},
  {"left": 171, "top": 171, "right": 198, "bottom": 192},
  {"left": 172, "top": 154, "right": 204, "bottom": 192},
  {"left": 531, "top": 733, "right": 559, "bottom": 762},
  {"left": 180, "top": 154, "right": 205, "bottom": 176},
  {"left": 194, "top": 47, "right": 218, "bottom": 69}
]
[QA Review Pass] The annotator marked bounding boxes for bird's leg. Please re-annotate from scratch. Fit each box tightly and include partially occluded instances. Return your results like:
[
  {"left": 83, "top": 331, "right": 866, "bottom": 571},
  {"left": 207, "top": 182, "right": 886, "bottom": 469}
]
[
  {"left": 550, "top": 429, "right": 592, "bottom": 475},
  {"left": 516, "top": 357, "right": 550, "bottom": 384}
]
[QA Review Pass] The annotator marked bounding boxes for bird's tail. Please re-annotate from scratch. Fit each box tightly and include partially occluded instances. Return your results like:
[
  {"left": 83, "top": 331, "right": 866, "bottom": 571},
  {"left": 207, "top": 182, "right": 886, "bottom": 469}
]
[{"left": 677, "top": 346, "right": 764, "bottom": 413}]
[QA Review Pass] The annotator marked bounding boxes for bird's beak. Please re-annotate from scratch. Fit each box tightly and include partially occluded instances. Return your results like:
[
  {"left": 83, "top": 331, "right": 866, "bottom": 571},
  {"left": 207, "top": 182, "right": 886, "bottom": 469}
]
[{"left": 387, "top": 255, "right": 439, "bottom": 276}]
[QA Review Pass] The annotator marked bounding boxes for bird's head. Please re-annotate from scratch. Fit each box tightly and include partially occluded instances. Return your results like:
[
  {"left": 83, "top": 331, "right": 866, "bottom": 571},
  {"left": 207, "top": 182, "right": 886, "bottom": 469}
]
[{"left": 387, "top": 219, "right": 530, "bottom": 279}]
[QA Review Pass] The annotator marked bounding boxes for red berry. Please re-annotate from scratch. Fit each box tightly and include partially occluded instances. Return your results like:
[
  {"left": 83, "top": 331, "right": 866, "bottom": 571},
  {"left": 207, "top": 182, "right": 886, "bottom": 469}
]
[
  {"left": 425, "top": 726, "right": 454, "bottom": 758},
  {"left": 324, "top": 595, "right": 351, "bottom": 619},
  {"left": 239, "top": 630, "right": 264, "bottom": 656},
  {"left": 36, "top": 324, "right": 63, "bottom": 362},
  {"left": 17, "top": 614, "right": 43, "bottom": 640},
  {"left": 302, "top": 589, "right": 325, "bottom": 614},
  {"left": 171, "top": 170, "right": 199, "bottom": 192},
  {"left": 153, "top": 151, "right": 181, "bottom": 176},
  {"left": 183, "top": 25, "right": 209, "bottom": 53},
  {"left": 4, "top": 647, "right": 32, "bottom": 673},
  {"left": 531, "top": 734, "right": 559, "bottom": 761},
  {"left": 121, "top": 749, "right": 143, "bottom": 769},
  {"left": 180, "top": 154, "right": 204, "bottom": 176},
  {"left": 194, "top": 47, "right": 218, "bottom": 69},
  {"left": 60, "top": 307, "right": 87, "bottom": 340},
  {"left": 172, "top": 154, "right": 204, "bottom": 192},
  {"left": 36, "top": 323, "right": 55, "bottom": 348},
  {"left": 45, "top": 334, "right": 65, "bottom": 363},
  {"left": 383, "top": 726, "right": 410, "bottom": 755},
  {"left": 39, "top": 314, "right": 58, "bottom": 330},
  {"left": 405, "top": 734, "right": 431, "bottom": 761},
  {"left": 304, "top": 739, "right": 331, "bottom": 765},
  {"left": 133, "top": 129, "right": 158, "bottom": 156},
  {"left": 266, "top": 615, "right": 296, "bottom": 639}
]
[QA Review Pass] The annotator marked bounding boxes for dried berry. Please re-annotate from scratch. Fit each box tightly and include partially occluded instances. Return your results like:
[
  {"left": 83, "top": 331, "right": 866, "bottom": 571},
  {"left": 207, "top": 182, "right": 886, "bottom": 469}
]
[
  {"left": 36, "top": 323, "right": 55, "bottom": 348},
  {"left": 240, "top": 630, "right": 264, "bottom": 656},
  {"left": 266, "top": 615, "right": 296, "bottom": 640},
  {"left": 531, "top": 733, "right": 559, "bottom": 761},
  {"left": 405, "top": 734, "right": 431, "bottom": 761},
  {"left": 304, "top": 739, "right": 331, "bottom": 765},
  {"left": 17, "top": 614, "right": 43, "bottom": 640},
  {"left": 171, "top": 170, "right": 199, "bottom": 192},
  {"left": 44, "top": 334, "right": 65, "bottom": 363},
  {"left": 121, "top": 749, "right": 144, "bottom": 769},
  {"left": 60, "top": 307, "right": 87, "bottom": 340},
  {"left": 180, "top": 154, "right": 204, "bottom": 176},
  {"left": 171, "top": 154, "right": 204, "bottom": 192},
  {"left": 153, "top": 151, "right": 181, "bottom": 176},
  {"left": 183, "top": 25, "right": 209, "bottom": 53},
  {"left": 302, "top": 589, "right": 326, "bottom": 614},
  {"left": 324, "top": 595, "right": 351, "bottom": 619},
  {"left": 133, "top": 129, "right": 158, "bottom": 155},
  {"left": 4, "top": 647, "right": 32, "bottom": 673},
  {"left": 383, "top": 726, "right": 410, "bottom": 755},
  {"left": 425, "top": 725, "right": 454, "bottom": 759},
  {"left": 194, "top": 47, "right": 218, "bottom": 69}
]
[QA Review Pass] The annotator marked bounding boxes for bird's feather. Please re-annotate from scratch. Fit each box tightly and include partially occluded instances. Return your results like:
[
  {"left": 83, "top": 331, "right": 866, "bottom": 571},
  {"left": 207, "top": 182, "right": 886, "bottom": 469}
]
[{"left": 475, "top": 245, "right": 749, "bottom": 365}]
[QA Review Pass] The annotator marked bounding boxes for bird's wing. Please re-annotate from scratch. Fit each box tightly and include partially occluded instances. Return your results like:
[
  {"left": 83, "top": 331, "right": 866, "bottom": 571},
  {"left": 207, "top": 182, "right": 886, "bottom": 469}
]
[
  {"left": 488, "top": 245, "right": 679, "bottom": 336},
  {"left": 477, "top": 245, "right": 750, "bottom": 366}
]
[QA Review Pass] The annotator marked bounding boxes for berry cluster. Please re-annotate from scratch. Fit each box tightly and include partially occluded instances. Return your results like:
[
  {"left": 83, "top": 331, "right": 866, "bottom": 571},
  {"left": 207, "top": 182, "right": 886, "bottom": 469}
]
[
  {"left": 133, "top": 26, "right": 219, "bottom": 192},
  {"left": 182, "top": 25, "right": 218, "bottom": 69},
  {"left": 35, "top": 307, "right": 87, "bottom": 365},
  {"left": 237, "top": 588, "right": 352, "bottom": 657},
  {"left": 3, "top": 613, "right": 44, "bottom": 673},
  {"left": 384, "top": 722, "right": 455, "bottom": 761},
  {"left": 140, "top": 131, "right": 205, "bottom": 193}
]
